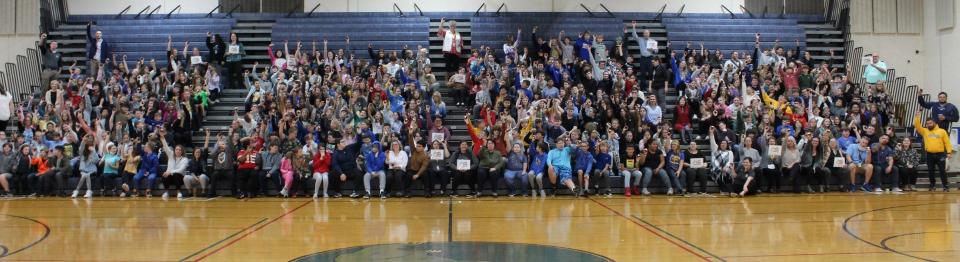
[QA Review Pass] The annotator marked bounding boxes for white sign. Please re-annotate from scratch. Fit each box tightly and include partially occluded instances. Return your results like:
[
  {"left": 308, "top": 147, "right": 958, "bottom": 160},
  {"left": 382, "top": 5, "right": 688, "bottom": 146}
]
[
  {"left": 646, "top": 40, "right": 658, "bottom": 50},
  {"left": 431, "top": 133, "right": 445, "bottom": 142},
  {"left": 768, "top": 145, "right": 782, "bottom": 157},
  {"left": 228, "top": 45, "right": 240, "bottom": 54},
  {"left": 190, "top": 56, "right": 203, "bottom": 65},
  {"left": 430, "top": 149, "right": 444, "bottom": 160},
  {"left": 689, "top": 158, "right": 705, "bottom": 168},
  {"left": 456, "top": 159, "right": 471, "bottom": 171},
  {"left": 833, "top": 157, "right": 846, "bottom": 168},
  {"left": 861, "top": 55, "right": 873, "bottom": 66}
]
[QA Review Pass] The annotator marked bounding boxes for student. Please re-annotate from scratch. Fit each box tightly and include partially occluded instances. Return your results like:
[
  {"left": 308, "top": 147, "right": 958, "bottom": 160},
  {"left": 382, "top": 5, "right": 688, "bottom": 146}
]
[
  {"left": 363, "top": 142, "right": 387, "bottom": 199},
  {"left": 547, "top": 133, "right": 579, "bottom": 196},
  {"left": 871, "top": 134, "right": 900, "bottom": 194},
  {"left": 134, "top": 144, "right": 159, "bottom": 197},
  {"left": 258, "top": 144, "right": 282, "bottom": 197},
  {"left": 9, "top": 145, "right": 32, "bottom": 196},
  {"left": 709, "top": 127, "right": 735, "bottom": 195},
  {"left": 503, "top": 143, "right": 529, "bottom": 197},
  {"left": 332, "top": 137, "right": 363, "bottom": 198},
  {"left": 683, "top": 142, "right": 709, "bottom": 195},
  {"left": 384, "top": 141, "right": 409, "bottom": 197},
  {"left": 425, "top": 140, "right": 451, "bottom": 197},
  {"left": 476, "top": 140, "right": 504, "bottom": 197},
  {"left": 846, "top": 138, "right": 875, "bottom": 192},
  {"left": 591, "top": 142, "right": 613, "bottom": 196},
  {"left": 825, "top": 138, "right": 850, "bottom": 191},
  {"left": 159, "top": 129, "right": 188, "bottom": 199},
  {"left": 405, "top": 142, "right": 430, "bottom": 197},
  {"left": 895, "top": 137, "right": 921, "bottom": 192},
  {"left": 311, "top": 147, "right": 332, "bottom": 198},
  {"left": 527, "top": 142, "right": 548, "bottom": 197},
  {"left": 0, "top": 143, "right": 15, "bottom": 196},
  {"left": 73, "top": 143, "right": 99, "bottom": 198},
  {"left": 573, "top": 141, "right": 595, "bottom": 196},
  {"left": 121, "top": 146, "right": 141, "bottom": 197},
  {"left": 210, "top": 130, "right": 237, "bottom": 197},
  {"left": 280, "top": 151, "right": 295, "bottom": 198},
  {"left": 449, "top": 141, "right": 478, "bottom": 197},
  {"left": 619, "top": 145, "right": 643, "bottom": 197},
  {"left": 780, "top": 137, "right": 803, "bottom": 194},
  {"left": 734, "top": 157, "right": 758, "bottom": 197},
  {"left": 236, "top": 143, "right": 259, "bottom": 199}
]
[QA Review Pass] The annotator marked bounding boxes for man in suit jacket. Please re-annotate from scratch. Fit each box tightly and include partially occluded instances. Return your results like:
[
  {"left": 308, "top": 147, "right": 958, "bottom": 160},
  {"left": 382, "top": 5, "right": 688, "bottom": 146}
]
[{"left": 86, "top": 21, "right": 108, "bottom": 77}]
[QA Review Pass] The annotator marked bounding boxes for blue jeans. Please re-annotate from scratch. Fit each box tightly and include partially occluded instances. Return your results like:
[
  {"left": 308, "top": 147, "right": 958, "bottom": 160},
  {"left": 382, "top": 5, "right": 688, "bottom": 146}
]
[
  {"left": 133, "top": 171, "right": 157, "bottom": 191},
  {"left": 642, "top": 167, "right": 671, "bottom": 190},
  {"left": 621, "top": 170, "right": 642, "bottom": 188},
  {"left": 503, "top": 170, "right": 529, "bottom": 194}
]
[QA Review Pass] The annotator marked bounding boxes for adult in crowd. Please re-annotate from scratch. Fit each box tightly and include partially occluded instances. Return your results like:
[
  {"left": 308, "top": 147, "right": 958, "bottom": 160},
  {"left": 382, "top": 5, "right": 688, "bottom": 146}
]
[{"left": 915, "top": 108, "right": 952, "bottom": 191}]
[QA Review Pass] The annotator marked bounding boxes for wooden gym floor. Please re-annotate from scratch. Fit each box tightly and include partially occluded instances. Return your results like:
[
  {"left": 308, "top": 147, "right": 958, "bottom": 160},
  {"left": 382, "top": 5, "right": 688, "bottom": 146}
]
[{"left": 0, "top": 192, "right": 958, "bottom": 261}]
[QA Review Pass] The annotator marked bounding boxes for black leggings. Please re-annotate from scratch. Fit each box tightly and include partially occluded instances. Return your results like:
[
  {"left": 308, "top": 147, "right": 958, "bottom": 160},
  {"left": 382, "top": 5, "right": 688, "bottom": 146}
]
[
  {"left": 685, "top": 168, "right": 708, "bottom": 193},
  {"left": 926, "top": 153, "right": 948, "bottom": 188},
  {"left": 237, "top": 168, "right": 258, "bottom": 195},
  {"left": 476, "top": 168, "right": 500, "bottom": 193},
  {"left": 226, "top": 61, "right": 243, "bottom": 89},
  {"left": 898, "top": 166, "right": 917, "bottom": 187},
  {"left": 451, "top": 170, "right": 475, "bottom": 194},
  {"left": 761, "top": 167, "right": 781, "bottom": 191},
  {"left": 427, "top": 168, "right": 449, "bottom": 193}
]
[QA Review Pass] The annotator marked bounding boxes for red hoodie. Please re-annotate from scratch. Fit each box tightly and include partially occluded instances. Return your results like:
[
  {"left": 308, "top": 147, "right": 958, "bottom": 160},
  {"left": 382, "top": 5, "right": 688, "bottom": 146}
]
[{"left": 312, "top": 150, "right": 332, "bottom": 173}]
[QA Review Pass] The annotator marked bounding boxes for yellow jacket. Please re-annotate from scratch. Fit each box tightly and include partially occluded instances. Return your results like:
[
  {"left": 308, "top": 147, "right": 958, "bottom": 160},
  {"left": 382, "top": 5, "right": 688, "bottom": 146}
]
[
  {"left": 760, "top": 90, "right": 793, "bottom": 115},
  {"left": 915, "top": 114, "right": 953, "bottom": 154}
]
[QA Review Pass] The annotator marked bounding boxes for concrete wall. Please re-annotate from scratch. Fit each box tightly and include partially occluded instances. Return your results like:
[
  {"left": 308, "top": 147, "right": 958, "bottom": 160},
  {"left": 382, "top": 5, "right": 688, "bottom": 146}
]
[
  {"left": 923, "top": 0, "right": 959, "bottom": 95},
  {"left": 67, "top": 0, "right": 219, "bottom": 15},
  {"left": 849, "top": 0, "right": 926, "bottom": 89},
  {"left": 67, "top": 0, "right": 744, "bottom": 14}
]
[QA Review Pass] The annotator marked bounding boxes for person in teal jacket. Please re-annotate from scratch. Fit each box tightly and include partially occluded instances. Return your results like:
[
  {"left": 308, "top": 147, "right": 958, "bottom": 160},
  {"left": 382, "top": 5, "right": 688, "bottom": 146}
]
[{"left": 547, "top": 128, "right": 580, "bottom": 196}]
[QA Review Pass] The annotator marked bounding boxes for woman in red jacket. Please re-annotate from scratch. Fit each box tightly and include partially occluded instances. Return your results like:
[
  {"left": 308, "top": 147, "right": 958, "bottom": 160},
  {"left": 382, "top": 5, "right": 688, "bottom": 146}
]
[
  {"left": 312, "top": 148, "right": 332, "bottom": 198},
  {"left": 674, "top": 96, "right": 693, "bottom": 144}
]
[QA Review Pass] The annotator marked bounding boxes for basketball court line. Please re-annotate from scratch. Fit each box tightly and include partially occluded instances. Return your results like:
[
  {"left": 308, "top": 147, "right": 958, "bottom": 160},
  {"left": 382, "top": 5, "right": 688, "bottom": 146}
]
[
  {"left": 0, "top": 214, "right": 51, "bottom": 259},
  {"left": 630, "top": 215, "right": 727, "bottom": 262},
  {"left": 179, "top": 217, "right": 268, "bottom": 262},
  {"left": 587, "top": 198, "right": 713, "bottom": 262},
  {"left": 0, "top": 197, "right": 26, "bottom": 201},
  {"left": 842, "top": 202, "right": 948, "bottom": 262},
  {"left": 190, "top": 200, "right": 312, "bottom": 261}
]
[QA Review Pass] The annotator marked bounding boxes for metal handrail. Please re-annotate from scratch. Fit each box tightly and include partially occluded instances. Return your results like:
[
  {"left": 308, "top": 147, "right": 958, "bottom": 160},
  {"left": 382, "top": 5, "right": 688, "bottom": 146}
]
[
  {"left": 414, "top": 3, "right": 423, "bottom": 16},
  {"left": 721, "top": 5, "right": 736, "bottom": 19},
  {"left": 287, "top": 2, "right": 303, "bottom": 18},
  {"left": 653, "top": 4, "right": 667, "bottom": 21},
  {"left": 307, "top": 2, "right": 321, "bottom": 17},
  {"left": 740, "top": 5, "right": 754, "bottom": 18},
  {"left": 393, "top": 3, "right": 404, "bottom": 17},
  {"left": 599, "top": 4, "right": 615, "bottom": 18},
  {"left": 116, "top": 5, "right": 130, "bottom": 19},
  {"left": 580, "top": 4, "right": 594, "bottom": 17},
  {"left": 206, "top": 4, "right": 220, "bottom": 18},
  {"left": 134, "top": 5, "right": 150, "bottom": 19},
  {"left": 165, "top": 5, "right": 181, "bottom": 19},
  {"left": 474, "top": 3, "right": 486, "bottom": 17},
  {"left": 495, "top": 3, "right": 505, "bottom": 17},
  {"left": 146, "top": 5, "right": 161, "bottom": 18},
  {"left": 225, "top": 4, "right": 240, "bottom": 18},
  {"left": 676, "top": 4, "right": 685, "bottom": 17}
]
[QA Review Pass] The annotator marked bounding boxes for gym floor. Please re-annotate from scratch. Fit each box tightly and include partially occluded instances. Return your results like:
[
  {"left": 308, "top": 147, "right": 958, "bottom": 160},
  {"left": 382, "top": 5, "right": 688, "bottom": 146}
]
[{"left": 0, "top": 193, "right": 957, "bottom": 261}]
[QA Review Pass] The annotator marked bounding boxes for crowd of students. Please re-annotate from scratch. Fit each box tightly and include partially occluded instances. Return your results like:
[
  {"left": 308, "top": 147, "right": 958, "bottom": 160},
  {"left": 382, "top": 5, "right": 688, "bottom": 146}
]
[{"left": 0, "top": 18, "right": 955, "bottom": 200}]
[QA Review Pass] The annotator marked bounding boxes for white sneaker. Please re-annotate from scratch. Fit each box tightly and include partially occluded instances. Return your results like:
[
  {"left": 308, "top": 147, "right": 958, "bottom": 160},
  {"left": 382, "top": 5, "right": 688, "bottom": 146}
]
[
  {"left": 642, "top": 189, "right": 651, "bottom": 195},
  {"left": 177, "top": 192, "right": 183, "bottom": 199},
  {"left": 84, "top": 190, "right": 93, "bottom": 198},
  {"left": 162, "top": 192, "right": 169, "bottom": 198},
  {"left": 312, "top": 193, "right": 318, "bottom": 199},
  {"left": 667, "top": 188, "right": 674, "bottom": 195},
  {"left": 873, "top": 188, "right": 883, "bottom": 194},
  {"left": 323, "top": 193, "right": 329, "bottom": 198},
  {"left": 119, "top": 192, "right": 127, "bottom": 198},
  {"left": 539, "top": 190, "right": 546, "bottom": 197},
  {"left": 280, "top": 189, "right": 289, "bottom": 197},
  {"left": 71, "top": 190, "right": 79, "bottom": 198},
  {"left": 531, "top": 190, "right": 537, "bottom": 197},
  {"left": 892, "top": 187, "right": 904, "bottom": 194}
]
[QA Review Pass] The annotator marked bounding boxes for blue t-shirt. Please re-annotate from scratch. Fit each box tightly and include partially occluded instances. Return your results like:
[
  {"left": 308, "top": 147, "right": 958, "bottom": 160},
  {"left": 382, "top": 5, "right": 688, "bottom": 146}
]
[
  {"left": 547, "top": 146, "right": 575, "bottom": 170},
  {"left": 845, "top": 144, "right": 869, "bottom": 165}
]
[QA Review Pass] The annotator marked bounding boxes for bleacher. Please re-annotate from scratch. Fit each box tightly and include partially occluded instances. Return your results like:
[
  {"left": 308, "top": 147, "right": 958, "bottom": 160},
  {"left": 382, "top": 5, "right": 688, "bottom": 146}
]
[
  {"left": 90, "top": 18, "right": 236, "bottom": 68},
  {"left": 471, "top": 13, "right": 625, "bottom": 60},
  {"left": 662, "top": 17, "right": 805, "bottom": 55},
  {"left": 272, "top": 15, "right": 429, "bottom": 60}
]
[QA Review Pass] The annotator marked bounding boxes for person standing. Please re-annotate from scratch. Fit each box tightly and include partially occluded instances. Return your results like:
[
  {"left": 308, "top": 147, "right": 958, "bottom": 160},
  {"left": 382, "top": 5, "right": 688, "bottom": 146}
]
[
  {"left": 862, "top": 54, "right": 887, "bottom": 86},
  {"left": 914, "top": 109, "right": 953, "bottom": 191},
  {"left": 85, "top": 21, "right": 108, "bottom": 77},
  {"left": 438, "top": 17, "right": 463, "bottom": 75},
  {"left": 918, "top": 88, "right": 959, "bottom": 133},
  {"left": 224, "top": 32, "right": 245, "bottom": 90},
  {"left": 630, "top": 21, "right": 658, "bottom": 87},
  {"left": 39, "top": 33, "right": 62, "bottom": 91}
]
